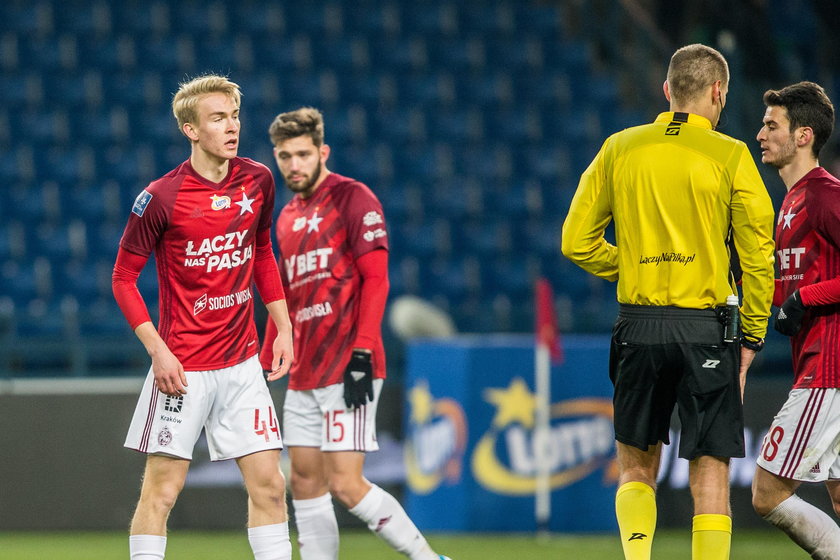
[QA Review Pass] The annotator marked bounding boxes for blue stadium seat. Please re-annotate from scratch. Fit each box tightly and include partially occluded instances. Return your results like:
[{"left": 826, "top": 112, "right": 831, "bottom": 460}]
[
  {"left": 78, "top": 35, "right": 138, "bottom": 73},
  {"left": 53, "top": 1, "right": 112, "bottom": 36},
  {"left": 1, "top": 259, "right": 42, "bottom": 304},
  {"left": 460, "top": 3, "right": 516, "bottom": 36},
  {"left": 427, "top": 37, "right": 484, "bottom": 74},
  {"left": 400, "top": 72, "right": 457, "bottom": 108},
  {"left": 78, "top": 296, "right": 134, "bottom": 336},
  {"left": 56, "top": 258, "right": 101, "bottom": 303},
  {"left": 19, "top": 35, "right": 76, "bottom": 72},
  {"left": 137, "top": 35, "right": 194, "bottom": 74},
  {"left": 169, "top": 1, "right": 229, "bottom": 36},
  {"left": 403, "top": 1, "right": 459, "bottom": 37},
  {"left": 0, "top": 73, "right": 40, "bottom": 110}
]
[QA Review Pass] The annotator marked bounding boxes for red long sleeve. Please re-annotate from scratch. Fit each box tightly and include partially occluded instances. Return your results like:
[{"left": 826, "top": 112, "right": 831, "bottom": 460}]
[
  {"left": 112, "top": 247, "right": 152, "bottom": 330},
  {"left": 353, "top": 248, "right": 389, "bottom": 349},
  {"left": 773, "top": 278, "right": 783, "bottom": 307},
  {"left": 253, "top": 228, "right": 285, "bottom": 304},
  {"left": 800, "top": 276, "right": 840, "bottom": 306}
]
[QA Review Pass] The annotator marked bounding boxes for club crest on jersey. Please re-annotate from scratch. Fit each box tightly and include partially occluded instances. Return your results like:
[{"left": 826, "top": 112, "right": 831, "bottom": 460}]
[
  {"left": 132, "top": 189, "right": 153, "bottom": 217},
  {"left": 293, "top": 217, "right": 307, "bottom": 231},
  {"left": 363, "top": 211, "right": 383, "bottom": 226},
  {"left": 210, "top": 194, "right": 231, "bottom": 211}
]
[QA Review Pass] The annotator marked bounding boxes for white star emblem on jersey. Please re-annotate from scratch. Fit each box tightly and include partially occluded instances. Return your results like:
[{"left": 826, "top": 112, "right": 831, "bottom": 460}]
[
  {"left": 236, "top": 192, "right": 255, "bottom": 215},
  {"left": 307, "top": 212, "right": 323, "bottom": 232},
  {"left": 782, "top": 208, "right": 796, "bottom": 229}
]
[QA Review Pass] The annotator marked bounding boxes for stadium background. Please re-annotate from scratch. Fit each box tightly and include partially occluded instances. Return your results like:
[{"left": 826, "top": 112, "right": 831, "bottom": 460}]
[{"left": 1, "top": 0, "right": 839, "bottom": 537}]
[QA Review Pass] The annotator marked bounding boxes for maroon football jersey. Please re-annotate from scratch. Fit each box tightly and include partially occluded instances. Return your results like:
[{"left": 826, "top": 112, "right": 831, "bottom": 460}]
[
  {"left": 120, "top": 157, "right": 275, "bottom": 370},
  {"left": 775, "top": 167, "right": 840, "bottom": 388},
  {"left": 276, "top": 173, "right": 388, "bottom": 390}
]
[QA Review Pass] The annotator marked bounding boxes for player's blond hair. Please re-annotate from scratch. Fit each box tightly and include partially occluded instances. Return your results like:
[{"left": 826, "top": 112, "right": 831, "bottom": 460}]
[
  {"left": 268, "top": 107, "right": 325, "bottom": 146},
  {"left": 171, "top": 74, "right": 242, "bottom": 134},
  {"left": 666, "top": 44, "right": 729, "bottom": 106}
]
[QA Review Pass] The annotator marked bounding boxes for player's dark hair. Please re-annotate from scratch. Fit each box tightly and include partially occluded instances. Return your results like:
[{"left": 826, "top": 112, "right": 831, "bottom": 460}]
[
  {"left": 269, "top": 107, "right": 325, "bottom": 146},
  {"left": 763, "top": 81, "right": 835, "bottom": 158}
]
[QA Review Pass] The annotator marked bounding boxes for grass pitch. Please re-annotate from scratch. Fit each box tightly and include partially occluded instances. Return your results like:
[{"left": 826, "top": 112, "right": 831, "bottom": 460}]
[{"left": 0, "top": 528, "right": 805, "bottom": 559}]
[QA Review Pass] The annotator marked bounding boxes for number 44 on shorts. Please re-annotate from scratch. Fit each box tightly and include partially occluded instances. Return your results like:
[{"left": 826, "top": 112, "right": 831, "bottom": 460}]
[{"left": 254, "top": 407, "right": 280, "bottom": 441}]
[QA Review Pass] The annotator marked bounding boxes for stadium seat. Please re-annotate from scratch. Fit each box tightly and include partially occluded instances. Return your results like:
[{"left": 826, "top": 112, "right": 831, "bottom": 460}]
[{"left": 7, "top": 0, "right": 814, "bottom": 376}]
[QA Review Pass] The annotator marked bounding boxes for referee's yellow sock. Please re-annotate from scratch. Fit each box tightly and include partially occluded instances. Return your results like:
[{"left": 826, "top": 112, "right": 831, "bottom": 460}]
[
  {"left": 691, "top": 513, "right": 732, "bottom": 560},
  {"left": 615, "top": 481, "right": 656, "bottom": 560}
]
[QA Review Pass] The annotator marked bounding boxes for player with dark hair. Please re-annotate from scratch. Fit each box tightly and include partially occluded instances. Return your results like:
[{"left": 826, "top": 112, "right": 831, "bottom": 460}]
[
  {"left": 260, "top": 107, "right": 450, "bottom": 560},
  {"left": 562, "top": 44, "right": 775, "bottom": 560},
  {"left": 753, "top": 81, "right": 840, "bottom": 559},
  {"left": 114, "top": 74, "right": 294, "bottom": 560}
]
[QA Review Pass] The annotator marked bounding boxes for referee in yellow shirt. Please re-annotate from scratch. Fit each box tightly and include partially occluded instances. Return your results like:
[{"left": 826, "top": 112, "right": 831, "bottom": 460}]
[{"left": 562, "top": 44, "right": 775, "bottom": 560}]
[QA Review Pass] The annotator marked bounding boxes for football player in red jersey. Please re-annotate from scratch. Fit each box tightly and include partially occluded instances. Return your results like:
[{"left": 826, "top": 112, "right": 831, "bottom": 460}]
[
  {"left": 113, "top": 75, "right": 294, "bottom": 560},
  {"left": 260, "top": 107, "right": 450, "bottom": 560},
  {"left": 753, "top": 81, "right": 840, "bottom": 558}
]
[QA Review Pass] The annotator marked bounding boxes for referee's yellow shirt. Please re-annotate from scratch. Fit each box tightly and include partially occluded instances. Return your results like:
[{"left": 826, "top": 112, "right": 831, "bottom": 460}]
[{"left": 561, "top": 111, "right": 775, "bottom": 339}]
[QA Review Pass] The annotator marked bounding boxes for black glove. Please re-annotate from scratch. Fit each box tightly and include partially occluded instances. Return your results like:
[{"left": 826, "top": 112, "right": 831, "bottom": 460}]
[
  {"left": 774, "top": 290, "right": 807, "bottom": 336},
  {"left": 343, "top": 350, "right": 374, "bottom": 409}
]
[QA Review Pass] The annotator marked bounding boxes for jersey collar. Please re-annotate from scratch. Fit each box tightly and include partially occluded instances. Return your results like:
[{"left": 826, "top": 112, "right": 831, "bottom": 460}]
[{"left": 655, "top": 112, "right": 713, "bottom": 130}]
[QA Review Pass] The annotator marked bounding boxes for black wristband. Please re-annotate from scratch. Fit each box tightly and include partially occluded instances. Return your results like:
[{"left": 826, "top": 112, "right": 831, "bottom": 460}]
[{"left": 740, "top": 334, "right": 765, "bottom": 352}]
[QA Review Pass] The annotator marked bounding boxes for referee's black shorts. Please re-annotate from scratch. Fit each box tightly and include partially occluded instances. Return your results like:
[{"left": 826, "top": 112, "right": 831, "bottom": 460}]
[{"left": 609, "top": 304, "right": 744, "bottom": 460}]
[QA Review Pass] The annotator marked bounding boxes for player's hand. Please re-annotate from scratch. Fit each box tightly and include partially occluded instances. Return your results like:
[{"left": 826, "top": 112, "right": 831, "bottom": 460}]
[
  {"left": 774, "top": 290, "right": 806, "bottom": 336},
  {"left": 267, "top": 329, "right": 294, "bottom": 382},
  {"left": 151, "top": 346, "right": 187, "bottom": 397},
  {"left": 343, "top": 350, "right": 374, "bottom": 409}
]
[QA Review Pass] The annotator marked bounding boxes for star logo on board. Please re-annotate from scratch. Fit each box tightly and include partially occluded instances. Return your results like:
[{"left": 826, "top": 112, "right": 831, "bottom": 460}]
[
  {"left": 484, "top": 377, "right": 537, "bottom": 429},
  {"left": 307, "top": 212, "right": 323, "bottom": 232},
  {"left": 782, "top": 207, "right": 796, "bottom": 229},
  {"left": 236, "top": 192, "right": 255, "bottom": 215},
  {"left": 408, "top": 381, "right": 435, "bottom": 424}
]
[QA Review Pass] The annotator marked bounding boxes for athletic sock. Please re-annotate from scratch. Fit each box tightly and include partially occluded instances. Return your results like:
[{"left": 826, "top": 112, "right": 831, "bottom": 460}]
[
  {"left": 691, "top": 514, "right": 731, "bottom": 560},
  {"left": 349, "top": 484, "right": 437, "bottom": 560},
  {"left": 293, "top": 493, "right": 340, "bottom": 560},
  {"left": 247, "top": 522, "right": 292, "bottom": 560},
  {"left": 764, "top": 493, "right": 840, "bottom": 560},
  {"left": 129, "top": 535, "right": 166, "bottom": 560},
  {"left": 615, "top": 482, "right": 656, "bottom": 560}
]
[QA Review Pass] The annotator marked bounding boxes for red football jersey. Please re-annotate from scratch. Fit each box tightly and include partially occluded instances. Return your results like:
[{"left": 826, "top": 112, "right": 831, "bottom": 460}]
[
  {"left": 276, "top": 173, "right": 388, "bottom": 390},
  {"left": 775, "top": 167, "right": 840, "bottom": 388},
  {"left": 119, "top": 157, "right": 275, "bottom": 370}
]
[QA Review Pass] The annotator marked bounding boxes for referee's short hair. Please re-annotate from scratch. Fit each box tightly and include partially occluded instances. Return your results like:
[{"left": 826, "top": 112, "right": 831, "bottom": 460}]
[{"left": 667, "top": 44, "right": 729, "bottom": 106}]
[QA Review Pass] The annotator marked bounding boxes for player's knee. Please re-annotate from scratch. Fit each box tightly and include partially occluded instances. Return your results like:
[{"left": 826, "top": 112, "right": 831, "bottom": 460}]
[
  {"left": 751, "top": 487, "right": 775, "bottom": 517},
  {"left": 249, "top": 472, "right": 286, "bottom": 508},
  {"left": 327, "top": 476, "right": 366, "bottom": 507},
  {"left": 290, "top": 470, "right": 323, "bottom": 498},
  {"left": 140, "top": 481, "right": 183, "bottom": 514}
]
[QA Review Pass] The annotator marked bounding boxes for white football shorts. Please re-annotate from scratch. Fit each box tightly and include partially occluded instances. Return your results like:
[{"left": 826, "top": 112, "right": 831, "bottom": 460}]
[
  {"left": 283, "top": 379, "right": 383, "bottom": 452},
  {"left": 124, "top": 355, "right": 282, "bottom": 461},
  {"left": 757, "top": 388, "right": 840, "bottom": 482}
]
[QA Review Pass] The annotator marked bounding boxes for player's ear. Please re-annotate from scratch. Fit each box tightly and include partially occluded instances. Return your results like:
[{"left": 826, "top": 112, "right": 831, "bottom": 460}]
[
  {"left": 320, "top": 143, "right": 331, "bottom": 163},
  {"left": 183, "top": 122, "right": 199, "bottom": 142},
  {"left": 796, "top": 126, "right": 814, "bottom": 148},
  {"left": 663, "top": 80, "right": 671, "bottom": 102}
]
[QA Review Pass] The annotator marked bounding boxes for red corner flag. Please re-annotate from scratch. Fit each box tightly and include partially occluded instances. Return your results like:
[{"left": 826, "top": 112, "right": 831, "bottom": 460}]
[{"left": 535, "top": 278, "right": 563, "bottom": 364}]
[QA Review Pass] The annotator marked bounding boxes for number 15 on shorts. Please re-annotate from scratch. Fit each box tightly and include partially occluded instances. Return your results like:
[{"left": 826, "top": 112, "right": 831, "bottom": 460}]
[{"left": 254, "top": 407, "right": 280, "bottom": 442}]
